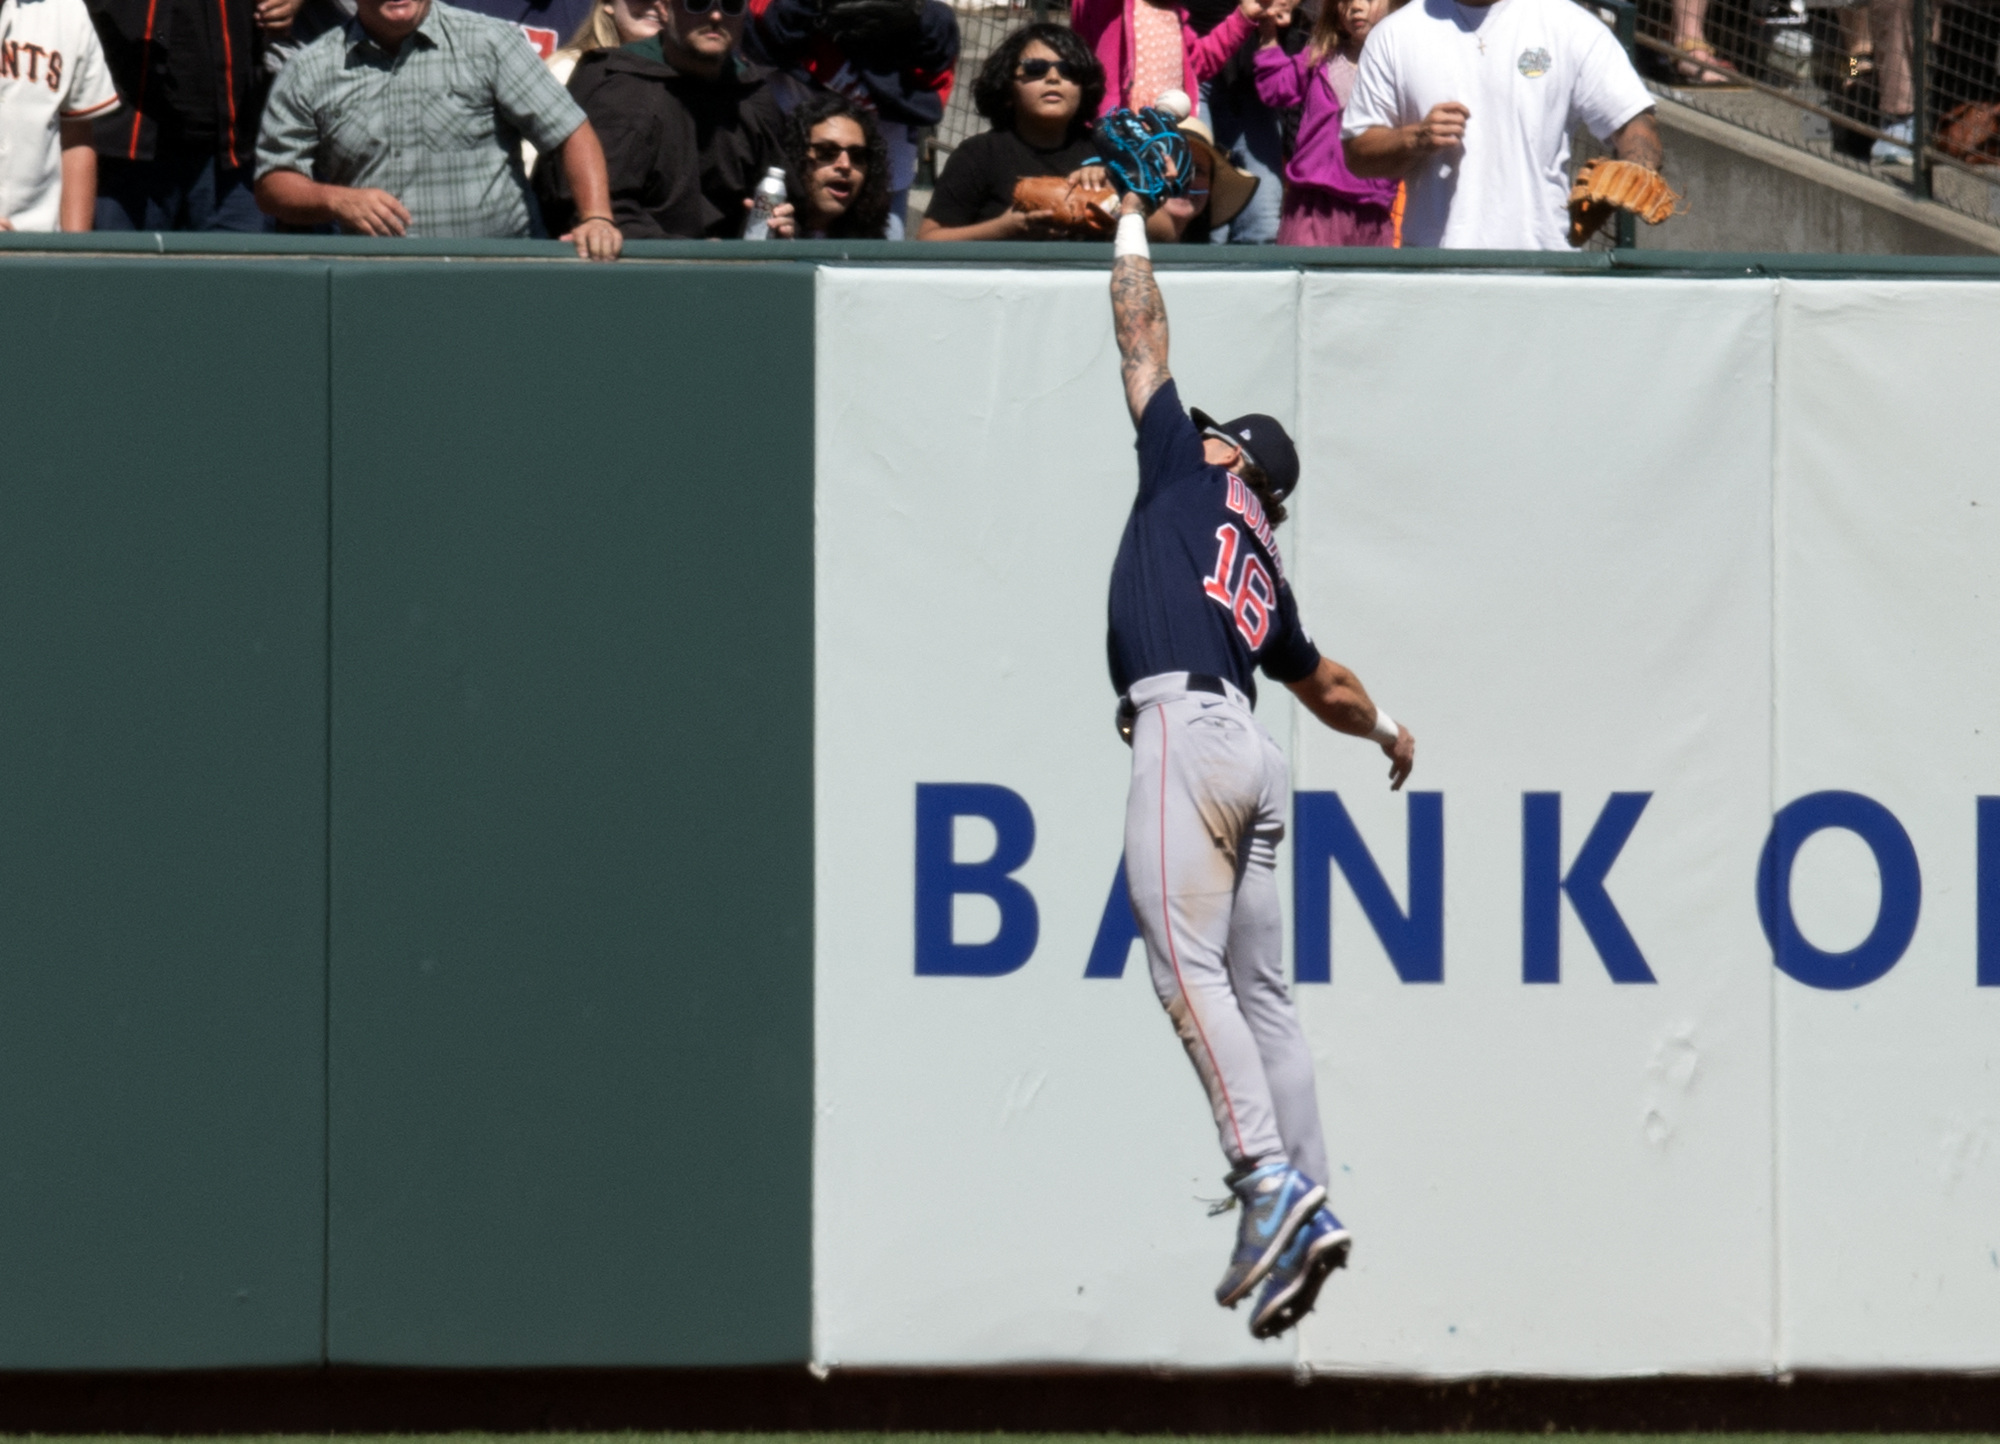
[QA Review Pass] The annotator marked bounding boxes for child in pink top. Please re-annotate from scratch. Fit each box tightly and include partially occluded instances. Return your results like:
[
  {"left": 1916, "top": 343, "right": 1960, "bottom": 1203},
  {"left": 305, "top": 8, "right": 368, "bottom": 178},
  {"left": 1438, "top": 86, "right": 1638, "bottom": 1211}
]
[
  {"left": 1253, "top": 0, "right": 1397, "bottom": 245},
  {"left": 1072, "top": 0, "right": 1277, "bottom": 117}
]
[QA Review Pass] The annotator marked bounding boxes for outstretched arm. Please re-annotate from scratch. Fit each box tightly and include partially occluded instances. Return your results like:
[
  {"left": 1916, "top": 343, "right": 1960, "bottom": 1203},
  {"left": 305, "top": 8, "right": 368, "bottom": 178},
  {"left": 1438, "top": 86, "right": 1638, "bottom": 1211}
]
[
  {"left": 1285, "top": 655, "right": 1416, "bottom": 789},
  {"left": 1109, "top": 192, "right": 1171, "bottom": 427}
]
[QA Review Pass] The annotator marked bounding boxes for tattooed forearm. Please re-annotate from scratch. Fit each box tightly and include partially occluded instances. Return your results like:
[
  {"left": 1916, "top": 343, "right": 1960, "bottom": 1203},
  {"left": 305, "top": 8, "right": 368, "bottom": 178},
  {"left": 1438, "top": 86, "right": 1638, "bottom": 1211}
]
[
  {"left": 1111, "top": 253, "right": 1171, "bottom": 424},
  {"left": 1613, "top": 111, "right": 1664, "bottom": 170}
]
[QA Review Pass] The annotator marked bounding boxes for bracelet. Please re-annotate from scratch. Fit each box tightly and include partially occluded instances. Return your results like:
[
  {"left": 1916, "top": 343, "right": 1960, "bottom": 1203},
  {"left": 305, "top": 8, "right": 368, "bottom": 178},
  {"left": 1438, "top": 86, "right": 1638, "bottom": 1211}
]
[
  {"left": 578, "top": 214, "right": 615, "bottom": 225},
  {"left": 1113, "top": 209, "right": 1149, "bottom": 260},
  {"left": 1369, "top": 708, "right": 1399, "bottom": 746}
]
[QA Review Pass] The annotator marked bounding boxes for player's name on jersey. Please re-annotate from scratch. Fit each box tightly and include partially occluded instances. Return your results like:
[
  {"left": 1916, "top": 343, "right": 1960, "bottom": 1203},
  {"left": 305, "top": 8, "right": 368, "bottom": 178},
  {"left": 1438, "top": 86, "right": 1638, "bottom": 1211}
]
[{"left": 911, "top": 782, "right": 1998, "bottom": 994}]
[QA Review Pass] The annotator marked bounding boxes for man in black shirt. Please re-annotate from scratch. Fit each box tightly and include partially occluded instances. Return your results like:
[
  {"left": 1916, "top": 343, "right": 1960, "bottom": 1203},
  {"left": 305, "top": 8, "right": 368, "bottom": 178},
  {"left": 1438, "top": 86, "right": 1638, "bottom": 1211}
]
[
  {"left": 88, "top": 0, "right": 288, "bottom": 228},
  {"left": 918, "top": 21, "right": 1098, "bottom": 240},
  {"left": 542, "top": 0, "right": 785, "bottom": 238}
]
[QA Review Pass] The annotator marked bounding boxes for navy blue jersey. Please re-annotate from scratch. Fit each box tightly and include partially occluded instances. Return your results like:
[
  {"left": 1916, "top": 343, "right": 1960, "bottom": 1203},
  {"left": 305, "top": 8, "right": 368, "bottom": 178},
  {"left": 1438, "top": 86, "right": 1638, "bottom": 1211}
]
[{"left": 1107, "top": 381, "right": 1322, "bottom": 702}]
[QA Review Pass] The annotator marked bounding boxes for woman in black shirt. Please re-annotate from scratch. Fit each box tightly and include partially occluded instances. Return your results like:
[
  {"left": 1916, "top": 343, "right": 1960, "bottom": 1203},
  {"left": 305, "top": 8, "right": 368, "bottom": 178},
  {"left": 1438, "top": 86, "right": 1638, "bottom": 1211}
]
[{"left": 918, "top": 23, "right": 1105, "bottom": 240}]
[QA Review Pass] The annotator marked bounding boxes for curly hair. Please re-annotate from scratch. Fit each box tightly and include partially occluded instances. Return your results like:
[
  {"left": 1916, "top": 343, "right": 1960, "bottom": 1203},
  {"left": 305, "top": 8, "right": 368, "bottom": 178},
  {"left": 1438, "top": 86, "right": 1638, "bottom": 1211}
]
[
  {"left": 781, "top": 94, "right": 892, "bottom": 240},
  {"left": 971, "top": 23, "right": 1104, "bottom": 139}
]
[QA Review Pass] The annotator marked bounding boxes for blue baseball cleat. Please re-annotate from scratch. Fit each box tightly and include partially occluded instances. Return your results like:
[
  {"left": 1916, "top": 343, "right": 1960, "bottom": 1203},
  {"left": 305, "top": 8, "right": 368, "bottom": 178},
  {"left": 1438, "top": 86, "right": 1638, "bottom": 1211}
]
[
  {"left": 1249, "top": 1205, "right": 1353, "bottom": 1339},
  {"left": 1213, "top": 1161, "right": 1326, "bottom": 1308}
]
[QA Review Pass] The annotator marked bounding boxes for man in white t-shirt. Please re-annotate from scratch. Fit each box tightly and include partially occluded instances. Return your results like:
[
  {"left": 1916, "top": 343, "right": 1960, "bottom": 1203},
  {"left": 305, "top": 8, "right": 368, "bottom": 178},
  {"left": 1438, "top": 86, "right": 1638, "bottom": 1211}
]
[
  {"left": 0, "top": 0, "right": 119, "bottom": 230},
  {"left": 1340, "top": 0, "right": 1659, "bottom": 249}
]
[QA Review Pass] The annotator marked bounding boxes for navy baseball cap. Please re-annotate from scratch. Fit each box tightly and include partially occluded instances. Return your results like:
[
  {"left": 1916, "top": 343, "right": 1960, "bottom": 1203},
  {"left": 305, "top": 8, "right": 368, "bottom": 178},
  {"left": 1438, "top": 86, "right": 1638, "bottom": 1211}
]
[{"left": 1190, "top": 407, "right": 1300, "bottom": 501}]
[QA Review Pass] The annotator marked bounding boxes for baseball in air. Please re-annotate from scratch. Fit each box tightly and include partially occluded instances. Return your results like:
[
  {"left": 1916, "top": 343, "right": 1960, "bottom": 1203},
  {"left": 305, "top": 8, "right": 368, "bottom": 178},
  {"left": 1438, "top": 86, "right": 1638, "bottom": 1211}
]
[{"left": 1153, "top": 88, "right": 1191, "bottom": 120}]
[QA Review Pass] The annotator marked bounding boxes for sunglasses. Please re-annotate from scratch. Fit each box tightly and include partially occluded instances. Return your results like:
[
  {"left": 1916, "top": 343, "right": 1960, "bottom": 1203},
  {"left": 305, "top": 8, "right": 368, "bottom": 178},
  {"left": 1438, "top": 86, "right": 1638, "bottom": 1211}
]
[
  {"left": 1015, "top": 57, "right": 1081, "bottom": 81},
  {"left": 808, "top": 140, "right": 870, "bottom": 167},
  {"left": 679, "top": 0, "right": 746, "bottom": 16}
]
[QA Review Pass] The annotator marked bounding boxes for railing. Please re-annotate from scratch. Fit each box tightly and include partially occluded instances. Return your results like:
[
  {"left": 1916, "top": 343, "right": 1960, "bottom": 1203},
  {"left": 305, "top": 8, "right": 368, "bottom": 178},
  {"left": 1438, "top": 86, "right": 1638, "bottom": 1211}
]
[{"left": 1625, "top": 0, "right": 2000, "bottom": 219}]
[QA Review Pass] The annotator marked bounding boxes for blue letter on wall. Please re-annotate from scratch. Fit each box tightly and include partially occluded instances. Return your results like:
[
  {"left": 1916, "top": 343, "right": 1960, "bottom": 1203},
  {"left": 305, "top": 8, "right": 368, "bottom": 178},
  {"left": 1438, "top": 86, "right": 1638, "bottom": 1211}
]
[
  {"left": 1294, "top": 791, "right": 1444, "bottom": 984},
  {"left": 914, "top": 783, "right": 1040, "bottom": 976},
  {"left": 1522, "top": 792, "right": 1655, "bottom": 984},
  {"left": 1981, "top": 798, "right": 2000, "bottom": 987},
  {"left": 1757, "top": 790, "right": 1919, "bottom": 991},
  {"left": 1084, "top": 860, "right": 1142, "bottom": 979}
]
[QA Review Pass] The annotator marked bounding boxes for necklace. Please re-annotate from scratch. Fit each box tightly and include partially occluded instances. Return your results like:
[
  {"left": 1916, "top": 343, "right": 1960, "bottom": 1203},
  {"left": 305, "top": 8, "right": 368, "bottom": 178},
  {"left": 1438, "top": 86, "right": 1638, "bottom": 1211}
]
[{"left": 1451, "top": 0, "right": 1488, "bottom": 52}]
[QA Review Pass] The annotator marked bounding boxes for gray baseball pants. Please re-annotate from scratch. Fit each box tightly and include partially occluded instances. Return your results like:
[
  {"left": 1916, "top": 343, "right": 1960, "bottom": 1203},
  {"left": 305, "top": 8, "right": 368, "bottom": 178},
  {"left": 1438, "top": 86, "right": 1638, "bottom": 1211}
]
[{"left": 1122, "top": 672, "right": 1330, "bottom": 1186}]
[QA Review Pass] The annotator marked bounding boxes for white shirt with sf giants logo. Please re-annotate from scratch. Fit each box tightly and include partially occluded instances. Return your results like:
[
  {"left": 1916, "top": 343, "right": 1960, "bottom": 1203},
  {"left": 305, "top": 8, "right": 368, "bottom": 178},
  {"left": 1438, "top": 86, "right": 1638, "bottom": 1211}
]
[{"left": 0, "top": 0, "right": 118, "bottom": 231}]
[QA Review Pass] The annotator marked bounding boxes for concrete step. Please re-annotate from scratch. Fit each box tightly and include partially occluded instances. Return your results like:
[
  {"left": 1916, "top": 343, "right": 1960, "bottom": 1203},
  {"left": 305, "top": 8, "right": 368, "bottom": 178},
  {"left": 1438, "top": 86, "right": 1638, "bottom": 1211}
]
[{"left": 1631, "top": 89, "right": 2000, "bottom": 254}]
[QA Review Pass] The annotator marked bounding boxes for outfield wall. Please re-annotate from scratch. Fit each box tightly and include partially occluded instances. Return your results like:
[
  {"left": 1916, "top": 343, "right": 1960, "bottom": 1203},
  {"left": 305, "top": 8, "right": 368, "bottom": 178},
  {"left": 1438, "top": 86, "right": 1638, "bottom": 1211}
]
[
  {"left": 814, "top": 268, "right": 2000, "bottom": 1375},
  {"left": 0, "top": 257, "right": 814, "bottom": 1368},
  {"left": 0, "top": 240, "right": 1993, "bottom": 1378}
]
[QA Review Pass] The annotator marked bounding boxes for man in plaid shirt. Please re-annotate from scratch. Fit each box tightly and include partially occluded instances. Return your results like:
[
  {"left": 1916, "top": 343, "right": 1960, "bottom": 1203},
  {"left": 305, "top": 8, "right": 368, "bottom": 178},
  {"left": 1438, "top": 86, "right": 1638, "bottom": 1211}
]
[{"left": 254, "top": 0, "right": 622, "bottom": 258}]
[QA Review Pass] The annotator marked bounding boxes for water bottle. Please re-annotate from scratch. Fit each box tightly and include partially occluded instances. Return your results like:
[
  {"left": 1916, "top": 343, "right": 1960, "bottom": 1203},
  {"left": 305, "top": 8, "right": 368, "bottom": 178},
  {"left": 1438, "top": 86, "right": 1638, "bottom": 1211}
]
[{"left": 744, "top": 167, "right": 788, "bottom": 241}]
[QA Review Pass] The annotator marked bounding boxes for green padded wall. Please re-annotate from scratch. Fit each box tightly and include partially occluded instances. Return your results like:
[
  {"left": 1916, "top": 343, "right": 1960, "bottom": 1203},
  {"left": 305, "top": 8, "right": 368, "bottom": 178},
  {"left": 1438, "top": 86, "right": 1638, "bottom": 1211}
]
[
  {"left": 325, "top": 264, "right": 816, "bottom": 1364},
  {"left": 0, "top": 262, "right": 330, "bottom": 1365}
]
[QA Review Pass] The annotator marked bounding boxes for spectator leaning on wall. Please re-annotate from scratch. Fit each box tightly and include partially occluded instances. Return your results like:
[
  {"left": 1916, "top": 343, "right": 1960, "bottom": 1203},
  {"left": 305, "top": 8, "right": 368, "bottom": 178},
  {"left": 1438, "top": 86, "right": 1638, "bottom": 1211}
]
[
  {"left": 543, "top": 0, "right": 784, "bottom": 238},
  {"left": 254, "top": 0, "right": 622, "bottom": 257},
  {"left": 0, "top": 0, "right": 121, "bottom": 231},
  {"left": 86, "top": 0, "right": 288, "bottom": 228},
  {"left": 1339, "top": 0, "right": 1659, "bottom": 249}
]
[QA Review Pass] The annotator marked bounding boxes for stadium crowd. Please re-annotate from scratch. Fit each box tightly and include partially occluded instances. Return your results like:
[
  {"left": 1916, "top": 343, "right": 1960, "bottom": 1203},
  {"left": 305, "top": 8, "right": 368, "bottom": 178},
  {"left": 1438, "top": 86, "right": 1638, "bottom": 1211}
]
[{"left": 0, "top": 0, "right": 1669, "bottom": 252}]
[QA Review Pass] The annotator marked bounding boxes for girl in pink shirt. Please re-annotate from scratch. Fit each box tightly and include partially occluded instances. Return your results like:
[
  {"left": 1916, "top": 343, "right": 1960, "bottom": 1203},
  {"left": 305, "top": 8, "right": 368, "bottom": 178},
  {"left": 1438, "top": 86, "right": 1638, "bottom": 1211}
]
[
  {"left": 1252, "top": 0, "right": 1397, "bottom": 246},
  {"left": 1072, "top": 0, "right": 1279, "bottom": 117}
]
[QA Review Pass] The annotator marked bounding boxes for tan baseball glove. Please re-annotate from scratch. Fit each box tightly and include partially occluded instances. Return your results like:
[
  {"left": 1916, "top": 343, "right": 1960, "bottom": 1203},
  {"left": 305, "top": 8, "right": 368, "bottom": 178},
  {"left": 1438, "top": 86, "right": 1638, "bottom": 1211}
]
[
  {"left": 1011, "top": 176, "right": 1119, "bottom": 239},
  {"left": 1567, "top": 158, "right": 1681, "bottom": 247}
]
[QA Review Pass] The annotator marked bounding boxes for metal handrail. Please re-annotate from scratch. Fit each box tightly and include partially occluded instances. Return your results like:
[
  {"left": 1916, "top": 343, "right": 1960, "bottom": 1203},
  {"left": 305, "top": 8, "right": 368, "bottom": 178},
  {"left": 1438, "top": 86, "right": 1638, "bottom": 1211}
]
[{"left": 1628, "top": 30, "right": 1995, "bottom": 190}]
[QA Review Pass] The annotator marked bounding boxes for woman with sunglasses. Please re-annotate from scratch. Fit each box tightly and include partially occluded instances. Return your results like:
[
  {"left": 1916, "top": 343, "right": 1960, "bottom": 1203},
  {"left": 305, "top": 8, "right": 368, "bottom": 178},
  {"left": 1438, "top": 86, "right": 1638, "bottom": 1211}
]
[
  {"left": 516, "top": 0, "right": 663, "bottom": 173},
  {"left": 548, "top": 0, "right": 663, "bottom": 86},
  {"left": 764, "top": 94, "right": 892, "bottom": 239},
  {"left": 918, "top": 23, "right": 1104, "bottom": 241}
]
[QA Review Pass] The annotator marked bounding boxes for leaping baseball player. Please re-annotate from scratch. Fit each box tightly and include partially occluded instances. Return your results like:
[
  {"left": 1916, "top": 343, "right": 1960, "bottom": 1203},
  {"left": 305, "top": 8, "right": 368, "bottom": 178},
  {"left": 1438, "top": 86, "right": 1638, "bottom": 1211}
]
[{"left": 1098, "top": 111, "right": 1416, "bottom": 1340}]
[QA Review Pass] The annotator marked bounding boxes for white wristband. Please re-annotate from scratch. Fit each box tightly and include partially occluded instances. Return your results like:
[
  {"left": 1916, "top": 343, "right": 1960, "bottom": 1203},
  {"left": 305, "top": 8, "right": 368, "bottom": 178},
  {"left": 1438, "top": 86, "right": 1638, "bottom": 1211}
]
[
  {"left": 1113, "top": 209, "right": 1149, "bottom": 260},
  {"left": 1369, "top": 708, "right": 1399, "bottom": 746}
]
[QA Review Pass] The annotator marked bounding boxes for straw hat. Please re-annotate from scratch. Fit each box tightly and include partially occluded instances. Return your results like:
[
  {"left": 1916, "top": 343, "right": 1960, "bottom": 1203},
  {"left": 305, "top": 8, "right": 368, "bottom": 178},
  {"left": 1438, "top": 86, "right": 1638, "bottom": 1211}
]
[{"left": 1174, "top": 115, "right": 1260, "bottom": 228}]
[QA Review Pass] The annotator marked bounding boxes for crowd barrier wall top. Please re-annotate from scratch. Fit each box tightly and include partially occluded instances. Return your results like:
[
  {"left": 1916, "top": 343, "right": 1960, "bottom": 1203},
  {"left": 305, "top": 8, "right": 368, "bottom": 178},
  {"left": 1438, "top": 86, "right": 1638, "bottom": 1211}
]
[
  {"left": 12, "top": 230, "right": 2000, "bottom": 275},
  {"left": 0, "top": 243, "right": 1994, "bottom": 1378}
]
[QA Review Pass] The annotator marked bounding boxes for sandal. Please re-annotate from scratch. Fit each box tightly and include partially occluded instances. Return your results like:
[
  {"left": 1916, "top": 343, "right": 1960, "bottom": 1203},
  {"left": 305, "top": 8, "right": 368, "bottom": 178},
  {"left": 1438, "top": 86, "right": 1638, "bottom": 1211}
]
[
  {"left": 1674, "top": 38, "right": 1744, "bottom": 84},
  {"left": 1828, "top": 49, "right": 1874, "bottom": 87}
]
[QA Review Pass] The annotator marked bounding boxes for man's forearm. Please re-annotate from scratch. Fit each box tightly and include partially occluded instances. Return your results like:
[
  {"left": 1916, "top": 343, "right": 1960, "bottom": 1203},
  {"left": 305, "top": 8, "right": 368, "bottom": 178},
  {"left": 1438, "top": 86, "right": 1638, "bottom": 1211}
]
[
  {"left": 1344, "top": 127, "right": 1420, "bottom": 179},
  {"left": 58, "top": 145, "right": 95, "bottom": 230},
  {"left": 1612, "top": 110, "right": 1663, "bottom": 170},
  {"left": 257, "top": 169, "right": 336, "bottom": 223},
  {"left": 1289, "top": 658, "right": 1378, "bottom": 736},
  {"left": 560, "top": 122, "right": 612, "bottom": 221}
]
